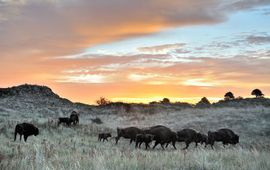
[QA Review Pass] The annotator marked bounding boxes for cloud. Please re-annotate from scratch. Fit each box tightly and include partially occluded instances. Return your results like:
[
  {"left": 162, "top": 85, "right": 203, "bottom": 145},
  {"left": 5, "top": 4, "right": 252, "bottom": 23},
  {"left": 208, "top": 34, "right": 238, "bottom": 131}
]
[
  {"left": 1, "top": 0, "right": 270, "bottom": 59},
  {"left": 137, "top": 43, "right": 186, "bottom": 54},
  {"left": 56, "top": 74, "right": 108, "bottom": 84},
  {"left": 246, "top": 35, "right": 270, "bottom": 44}
]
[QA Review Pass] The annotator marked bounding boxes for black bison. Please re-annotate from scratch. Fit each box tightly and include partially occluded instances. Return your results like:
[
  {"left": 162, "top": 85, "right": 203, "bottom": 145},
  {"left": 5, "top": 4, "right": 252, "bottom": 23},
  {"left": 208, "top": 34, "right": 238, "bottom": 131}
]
[
  {"left": 115, "top": 127, "right": 143, "bottom": 144},
  {"left": 145, "top": 125, "right": 177, "bottom": 149},
  {"left": 70, "top": 112, "right": 79, "bottom": 125},
  {"left": 207, "top": 128, "right": 239, "bottom": 149},
  {"left": 135, "top": 133, "right": 155, "bottom": 149},
  {"left": 98, "top": 133, "right": 112, "bottom": 142},
  {"left": 58, "top": 117, "right": 71, "bottom": 126},
  {"left": 177, "top": 129, "right": 204, "bottom": 149},
  {"left": 200, "top": 133, "right": 208, "bottom": 147},
  {"left": 14, "top": 123, "right": 39, "bottom": 142}
]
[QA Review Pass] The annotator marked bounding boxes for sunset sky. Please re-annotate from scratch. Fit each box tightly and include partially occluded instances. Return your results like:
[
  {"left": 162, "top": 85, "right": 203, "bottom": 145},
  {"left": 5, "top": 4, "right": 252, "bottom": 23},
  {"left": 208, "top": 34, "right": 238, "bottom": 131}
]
[{"left": 1, "top": 0, "right": 270, "bottom": 104}]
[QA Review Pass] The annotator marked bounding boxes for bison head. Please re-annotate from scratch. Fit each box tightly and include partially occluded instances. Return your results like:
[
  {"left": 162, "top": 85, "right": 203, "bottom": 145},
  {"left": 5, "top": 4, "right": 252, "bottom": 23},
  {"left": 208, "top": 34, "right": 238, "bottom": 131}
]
[
  {"left": 146, "top": 134, "right": 155, "bottom": 141},
  {"left": 34, "top": 127, "right": 39, "bottom": 136},
  {"left": 106, "top": 133, "right": 112, "bottom": 138},
  {"left": 232, "top": 135, "right": 239, "bottom": 144}
]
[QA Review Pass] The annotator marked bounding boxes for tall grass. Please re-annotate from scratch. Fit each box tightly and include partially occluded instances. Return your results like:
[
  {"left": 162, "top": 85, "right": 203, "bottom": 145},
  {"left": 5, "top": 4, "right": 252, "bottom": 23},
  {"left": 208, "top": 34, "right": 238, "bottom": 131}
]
[{"left": 0, "top": 107, "right": 270, "bottom": 169}]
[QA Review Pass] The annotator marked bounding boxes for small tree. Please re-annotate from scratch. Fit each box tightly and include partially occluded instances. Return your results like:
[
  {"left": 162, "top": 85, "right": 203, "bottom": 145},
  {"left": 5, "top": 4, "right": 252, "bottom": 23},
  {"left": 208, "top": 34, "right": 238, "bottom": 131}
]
[
  {"left": 200, "top": 97, "right": 211, "bottom": 104},
  {"left": 236, "top": 96, "right": 244, "bottom": 100},
  {"left": 195, "top": 97, "right": 211, "bottom": 108},
  {"left": 96, "top": 97, "right": 111, "bottom": 106},
  {"left": 251, "top": 89, "right": 264, "bottom": 98},
  {"left": 160, "top": 98, "right": 170, "bottom": 104},
  {"left": 224, "top": 91, "right": 235, "bottom": 100}
]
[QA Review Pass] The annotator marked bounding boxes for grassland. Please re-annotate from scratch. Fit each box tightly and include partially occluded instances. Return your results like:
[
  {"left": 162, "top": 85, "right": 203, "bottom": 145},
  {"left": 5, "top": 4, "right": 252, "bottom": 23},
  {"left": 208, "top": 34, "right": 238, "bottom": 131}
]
[{"left": 0, "top": 107, "right": 270, "bottom": 170}]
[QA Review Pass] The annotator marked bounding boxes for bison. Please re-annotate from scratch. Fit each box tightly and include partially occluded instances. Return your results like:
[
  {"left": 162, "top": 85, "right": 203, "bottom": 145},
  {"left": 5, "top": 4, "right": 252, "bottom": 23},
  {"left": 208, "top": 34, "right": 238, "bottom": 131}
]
[
  {"left": 207, "top": 128, "right": 239, "bottom": 149},
  {"left": 115, "top": 127, "right": 143, "bottom": 144},
  {"left": 14, "top": 123, "right": 39, "bottom": 142},
  {"left": 58, "top": 117, "right": 71, "bottom": 126},
  {"left": 199, "top": 133, "right": 208, "bottom": 147},
  {"left": 144, "top": 125, "right": 177, "bottom": 149},
  {"left": 135, "top": 133, "right": 155, "bottom": 149},
  {"left": 98, "top": 133, "right": 112, "bottom": 142},
  {"left": 177, "top": 129, "right": 204, "bottom": 149},
  {"left": 70, "top": 112, "right": 79, "bottom": 125}
]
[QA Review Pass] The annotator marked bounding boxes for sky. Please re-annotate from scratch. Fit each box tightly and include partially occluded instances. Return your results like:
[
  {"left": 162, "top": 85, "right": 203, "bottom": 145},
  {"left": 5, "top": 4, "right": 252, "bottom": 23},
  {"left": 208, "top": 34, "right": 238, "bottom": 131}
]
[{"left": 0, "top": 0, "right": 270, "bottom": 104}]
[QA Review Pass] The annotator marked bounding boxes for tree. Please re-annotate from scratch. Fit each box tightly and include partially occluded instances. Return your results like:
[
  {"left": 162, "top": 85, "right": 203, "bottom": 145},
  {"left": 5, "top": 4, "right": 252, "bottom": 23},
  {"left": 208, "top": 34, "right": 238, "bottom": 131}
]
[
  {"left": 224, "top": 91, "right": 235, "bottom": 100},
  {"left": 195, "top": 97, "right": 211, "bottom": 108},
  {"left": 251, "top": 89, "right": 264, "bottom": 98},
  {"left": 96, "top": 97, "right": 111, "bottom": 106},
  {"left": 160, "top": 98, "right": 170, "bottom": 104},
  {"left": 200, "top": 97, "right": 211, "bottom": 105}
]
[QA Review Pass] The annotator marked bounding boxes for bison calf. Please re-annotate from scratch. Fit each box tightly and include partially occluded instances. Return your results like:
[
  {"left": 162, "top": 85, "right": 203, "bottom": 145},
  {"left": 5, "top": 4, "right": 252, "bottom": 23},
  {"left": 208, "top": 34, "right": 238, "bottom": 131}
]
[
  {"left": 14, "top": 123, "right": 39, "bottom": 142},
  {"left": 135, "top": 134, "right": 155, "bottom": 149},
  {"left": 208, "top": 128, "right": 239, "bottom": 149},
  {"left": 58, "top": 117, "right": 71, "bottom": 126},
  {"left": 98, "top": 133, "right": 112, "bottom": 142},
  {"left": 177, "top": 129, "right": 203, "bottom": 149}
]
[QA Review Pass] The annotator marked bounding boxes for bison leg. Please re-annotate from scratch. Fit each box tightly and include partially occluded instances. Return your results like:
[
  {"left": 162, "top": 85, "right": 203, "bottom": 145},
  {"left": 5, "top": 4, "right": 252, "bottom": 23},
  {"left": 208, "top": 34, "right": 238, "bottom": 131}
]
[
  {"left": 129, "top": 139, "right": 133, "bottom": 145},
  {"left": 135, "top": 141, "right": 139, "bottom": 148},
  {"left": 161, "top": 143, "right": 165, "bottom": 150},
  {"left": 139, "top": 142, "right": 143, "bottom": 148},
  {"left": 182, "top": 141, "right": 190, "bottom": 150},
  {"left": 195, "top": 142, "right": 198, "bottom": 147},
  {"left": 20, "top": 134, "right": 22, "bottom": 141},
  {"left": 211, "top": 143, "right": 214, "bottom": 149},
  {"left": 24, "top": 135, "right": 28, "bottom": 142},
  {"left": 152, "top": 141, "right": 159, "bottom": 149},
  {"left": 172, "top": 141, "right": 177, "bottom": 150},
  {"left": 165, "top": 142, "right": 170, "bottom": 148},
  {"left": 14, "top": 132, "right": 17, "bottom": 141},
  {"left": 145, "top": 142, "right": 150, "bottom": 150},
  {"left": 115, "top": 137, "right": 120, "bottom": 144}
]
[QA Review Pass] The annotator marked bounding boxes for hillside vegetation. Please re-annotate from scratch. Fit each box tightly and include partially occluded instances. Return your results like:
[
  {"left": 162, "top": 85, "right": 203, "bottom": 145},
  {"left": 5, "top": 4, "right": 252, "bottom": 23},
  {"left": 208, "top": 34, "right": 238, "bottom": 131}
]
[{"left": 0, "top": 84, "right": 270, "bottom": 169}]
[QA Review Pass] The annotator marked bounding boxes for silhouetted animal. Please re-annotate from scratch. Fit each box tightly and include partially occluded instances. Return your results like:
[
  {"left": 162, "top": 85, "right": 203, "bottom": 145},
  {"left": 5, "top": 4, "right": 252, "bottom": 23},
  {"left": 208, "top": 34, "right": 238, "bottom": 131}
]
[
  {"left": 58, "top": 117, "right": 71, "bottom": 126},
  {"left": 135, "top": 134, "right": 155, "bottom": 149},
  {"left": 208, "top": 128, "right": 239, "bottom": 149},
  {"left": 91, "top": 117, "right": 103, "bottom": 124},
  {"left": 98, "top": 133, "right": 112, "bottom": 142},
  {"left": 70, "top": 113, "right": 79, "bottom": 125},
  {"left": 14, "top": 123, "right": 39, "bottom": 142},
  {"left": 144, "top": 125, "right": 177, "bottom": 149},
  {"left": 177, "top": 129, "right": 203, "bottom": 149},
  {"left": 200, "top": 133, "right": 208, "bottom": 147},
  {"left": 115, "top": 127, "right": 143, "bottom": 144}
]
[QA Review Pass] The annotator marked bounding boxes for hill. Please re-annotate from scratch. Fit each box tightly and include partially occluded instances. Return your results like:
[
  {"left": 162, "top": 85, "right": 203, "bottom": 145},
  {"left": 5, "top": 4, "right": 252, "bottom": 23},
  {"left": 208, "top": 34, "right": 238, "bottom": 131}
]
[
  {"left": 0, "top": 84, "right": 270, "bottom": 169},
  {"left": 0, "top": 84, "right": 94, "bottom": 118}
]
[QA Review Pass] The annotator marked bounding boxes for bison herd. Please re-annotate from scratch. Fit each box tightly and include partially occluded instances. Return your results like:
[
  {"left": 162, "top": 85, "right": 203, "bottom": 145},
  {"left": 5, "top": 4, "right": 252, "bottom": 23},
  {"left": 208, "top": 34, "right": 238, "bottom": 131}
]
[
  {"left": 13, "top": 112, "right": 239, "bottom": 151},
  {"left": 14, "top": 111, "right": 80, "bottom": 142},
  {"left": 100, "top": 125, "right": 239, "bottom": 150},
  {"left": 57, "top": 111, "right": 79, "bottom": 126}
]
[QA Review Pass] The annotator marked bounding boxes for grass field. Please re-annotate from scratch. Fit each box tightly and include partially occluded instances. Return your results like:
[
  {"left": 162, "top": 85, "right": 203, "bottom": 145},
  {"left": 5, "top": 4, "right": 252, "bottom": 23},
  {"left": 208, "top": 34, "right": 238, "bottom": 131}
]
[{"left": 0, "top": 107, "right": 270, "bottom": 170}]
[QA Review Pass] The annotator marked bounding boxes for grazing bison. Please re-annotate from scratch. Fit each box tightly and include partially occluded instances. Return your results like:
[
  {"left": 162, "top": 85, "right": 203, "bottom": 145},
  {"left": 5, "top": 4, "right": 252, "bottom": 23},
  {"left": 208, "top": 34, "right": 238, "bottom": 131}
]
[
  {"left": 98, "top": 133, "right": 112, "bottom": 142},
  {"left": 70, "top": 112, "right": 79, "bottom": 125},
  {"left": 200, "top": 133, "right": 208, "bottom": 147},
  {"left": 177, "top": 129, "right": 203, "bottom": 149},
  {"left": 135, "top": 134, "right": 155, "bottom": 149},
  {"left": 14, "top": 123, "right": 39, "bottom": 142},
  {"left": 58, "top": 117, "right": 71, "bottom": 126},
  {"left": 208, "top": 128, "right": 239, "bottom": 149},
  {"left": 145, "top": 125, "right": 177, "bottom": 149},
  {"left": 115, "top": 127, "right": 143, "bottom": 144}
]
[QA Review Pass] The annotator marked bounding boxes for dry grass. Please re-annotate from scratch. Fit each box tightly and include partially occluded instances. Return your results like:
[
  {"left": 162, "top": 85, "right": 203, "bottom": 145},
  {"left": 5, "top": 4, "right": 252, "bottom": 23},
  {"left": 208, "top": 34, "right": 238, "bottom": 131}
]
[{"left": 0, "top": 106, "right": 270, "bottom": 169}]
